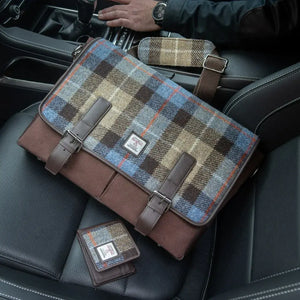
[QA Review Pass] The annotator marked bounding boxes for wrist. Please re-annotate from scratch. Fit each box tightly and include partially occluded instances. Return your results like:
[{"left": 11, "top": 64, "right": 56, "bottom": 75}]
[{"left": 152, "top": 0, "right": 168, "bottom": 27}]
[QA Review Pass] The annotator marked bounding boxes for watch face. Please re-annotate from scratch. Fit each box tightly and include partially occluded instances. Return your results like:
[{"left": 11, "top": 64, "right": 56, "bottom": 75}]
[{"left": 153, "top": 2, "right": 167, "bottom": 22}]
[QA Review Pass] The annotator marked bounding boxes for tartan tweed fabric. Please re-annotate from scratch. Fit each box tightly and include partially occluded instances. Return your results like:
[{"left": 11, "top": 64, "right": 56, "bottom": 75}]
[
  {"left": 41, "top": 38, "right": 258, "bottom": 225},
  {"left": 81, "top": 221, "right": 139, "bottom": 271},
  {"left": 137, "top": 37, "right": 216, "bottom": 67}
]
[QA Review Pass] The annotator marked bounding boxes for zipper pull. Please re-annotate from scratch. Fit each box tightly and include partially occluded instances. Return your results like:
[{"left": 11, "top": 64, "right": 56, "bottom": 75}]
[{"left": 72, "top": 44, "right": 85, "bottom": 60}]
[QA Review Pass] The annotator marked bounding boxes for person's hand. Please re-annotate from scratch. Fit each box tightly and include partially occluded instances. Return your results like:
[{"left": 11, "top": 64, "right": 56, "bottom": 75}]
[{"left": 98, "top": 0, "right": 161, "bottom": 32}]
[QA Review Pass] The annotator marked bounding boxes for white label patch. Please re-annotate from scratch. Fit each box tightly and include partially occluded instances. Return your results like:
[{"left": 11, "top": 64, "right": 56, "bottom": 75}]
[
  {"left": 123, "top": 132, "right": 147, "bottom": 156},
  {"left": 97, "top": 242, "right": 118, "bottom": 261}
]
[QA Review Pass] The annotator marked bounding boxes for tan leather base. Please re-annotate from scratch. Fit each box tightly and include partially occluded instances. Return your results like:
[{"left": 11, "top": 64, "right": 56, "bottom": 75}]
[{"left": 18, "top": 115, "right": 203, "bottom": 260}]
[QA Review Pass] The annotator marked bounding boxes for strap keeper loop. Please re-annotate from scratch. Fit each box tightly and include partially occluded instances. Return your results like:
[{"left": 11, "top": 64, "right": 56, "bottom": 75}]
[
  {"left": 203, "top": 54, "right": 228, "bottom": 74},
  {"left": 64, "top": 129, "right": 83, "bottom": 153}
]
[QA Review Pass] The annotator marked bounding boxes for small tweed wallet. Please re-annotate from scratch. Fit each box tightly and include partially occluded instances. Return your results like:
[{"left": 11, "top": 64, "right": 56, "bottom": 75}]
[
  {"left": 137, "top": 37, "right": 216, "bottom": 67},
  {"left": 77, "top": 220, "right": 139, "bottom": 286}
]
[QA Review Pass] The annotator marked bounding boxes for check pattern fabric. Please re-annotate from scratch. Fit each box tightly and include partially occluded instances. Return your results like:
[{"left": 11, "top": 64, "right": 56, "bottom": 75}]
[
  {"left": 41, "top": 38, "right": 258, "bottom": 225},
  {"left": 82, "top": 222, "right": 139, "bottom": 271},
  {"left": 137, "top": 37, "right": 216, "bottom": 67}
]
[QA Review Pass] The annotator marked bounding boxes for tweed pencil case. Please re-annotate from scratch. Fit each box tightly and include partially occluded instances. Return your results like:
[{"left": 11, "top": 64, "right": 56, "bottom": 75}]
[
  {"left": 137, "top": 37, "right": 216, "bottom": 67},
  {"left": 18, "top": 38, "right": 260, "bottom": 259}
]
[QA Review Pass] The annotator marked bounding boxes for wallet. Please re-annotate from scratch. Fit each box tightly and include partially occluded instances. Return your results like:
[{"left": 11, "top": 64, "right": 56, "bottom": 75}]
[{"left": 77, "top": 220, "right": 140, "bottom": 286}]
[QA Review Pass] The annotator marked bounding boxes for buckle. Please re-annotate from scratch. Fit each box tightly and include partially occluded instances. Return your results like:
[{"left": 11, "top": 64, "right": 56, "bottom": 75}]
[
  {"left": 203, "top": 54, "right": 228, "bottom": 73},
  {"left": 64, "top": 129, "right": 83, "bottom": 153},
  {"left": 153, "top": 190, "right": 172, "bottom": 212}
]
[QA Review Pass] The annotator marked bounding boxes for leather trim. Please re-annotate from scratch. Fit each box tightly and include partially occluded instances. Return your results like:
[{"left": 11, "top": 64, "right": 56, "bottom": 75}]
[
  {"left": 193, "top": 54, "right": 227, "bottom": 103},
  {"left": 45, "top": 98, "right": 111, "bottom": 174}
]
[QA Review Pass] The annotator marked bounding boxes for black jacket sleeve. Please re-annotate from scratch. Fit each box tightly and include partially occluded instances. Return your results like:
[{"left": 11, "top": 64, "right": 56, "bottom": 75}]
[{"left": 163, "top": 0, "right": 300, "bottom": 46}]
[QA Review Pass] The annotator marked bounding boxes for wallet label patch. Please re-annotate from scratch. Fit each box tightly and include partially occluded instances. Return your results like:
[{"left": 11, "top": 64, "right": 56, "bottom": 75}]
[
  {"left": 97, "top": 242, "right": 118, "bottom": 261},
  {"left": 123, "top": 132, "right": 147, "bottom": 156}
]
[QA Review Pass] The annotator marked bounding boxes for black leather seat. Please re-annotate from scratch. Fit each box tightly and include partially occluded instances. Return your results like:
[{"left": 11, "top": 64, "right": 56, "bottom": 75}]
[{"left": 0, "top": 62, "right": 299, "bottom": 300}]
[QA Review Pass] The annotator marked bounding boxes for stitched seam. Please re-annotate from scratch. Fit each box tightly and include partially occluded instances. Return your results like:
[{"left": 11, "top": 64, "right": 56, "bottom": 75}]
[
  {"left": 225, "top": 69, "right": 300, "bottom": 114},
  {"left": 252, "top": 266, "right": 300, "bottom": 283},
  {"left": 224, "top": 69, "right": 298, "bottom": 113},
  {"left": 252, "top": 286, "right": 300, "bottom": 300},
  {"left": 224, "top": 67, "right": 300, "bottom": 114},
  {"left": 0, "top": 292, "right": 21, "bottom": 300},
  {"left": 229, "top": 282, "right": 300, "bottom": 300},
  {"left": 254, "top": 96, "right": 300, "bottom": 133},
  {"left": 0, "top": 279, "right": 66, "bottom": 300},
  {"left": 0, "top": 252, "right": 58, "bottom": 279}
]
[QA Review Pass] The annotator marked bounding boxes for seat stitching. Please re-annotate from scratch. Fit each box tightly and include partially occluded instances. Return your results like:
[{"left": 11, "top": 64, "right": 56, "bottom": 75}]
[
  {"left": 225, "top": 70, "right": 300, "bottom": 114},
  {"left": 251, "top": 286, "right": 300, "bottom": 300},
  {"left": 0, "top": 292, "right": 21, "bottom": 300},
  {"left": 252, "top": 266, "right": 300, "bottom": 283},
  {"left": 229, "top": 282, "right": 300, "bottom": 300},
  {"left": 254, "top": 96, "right": 300, "bottom": 134},
  {"left": 0, "top": 278, "right": 66, "bottom": 300},
  {"left": 223, "top": 67, "right": 300, "bottom": 114},
  {"left": 223, "top": 67, "right": 300, "bottom": 115}
]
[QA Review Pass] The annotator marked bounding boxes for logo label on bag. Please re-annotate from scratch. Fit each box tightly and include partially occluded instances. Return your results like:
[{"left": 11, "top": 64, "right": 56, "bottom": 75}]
[
  {"left": 96, "top": 242, "right": 118, "bottom": 261},
  {"left": 123, "top": 132, "right": 148, "bottom": 156}
]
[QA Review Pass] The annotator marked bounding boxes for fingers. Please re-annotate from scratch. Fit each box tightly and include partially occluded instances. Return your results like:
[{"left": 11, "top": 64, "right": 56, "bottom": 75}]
[
  {"left": 98, "top": 8, "right": 128, "bottom": 21},
  {"left": 106, "top": 19, "right": 131, "bottom": 28},
  {"left": 105, "top": 0, "right": 130, "bottom": 4}
]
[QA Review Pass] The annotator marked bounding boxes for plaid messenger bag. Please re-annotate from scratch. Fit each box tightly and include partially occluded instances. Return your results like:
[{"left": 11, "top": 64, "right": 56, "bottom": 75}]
[{"left": 18, "top": 38, "right": 260, "bottom": 260}]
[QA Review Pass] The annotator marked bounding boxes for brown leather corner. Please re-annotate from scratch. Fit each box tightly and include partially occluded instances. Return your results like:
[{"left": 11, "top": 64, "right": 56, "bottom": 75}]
[
  {"left": 99, "top": 173, "right": 202, "bottom": 260},
  {"left": 18, "top": 116, "right": 116, "bottom": 198}
]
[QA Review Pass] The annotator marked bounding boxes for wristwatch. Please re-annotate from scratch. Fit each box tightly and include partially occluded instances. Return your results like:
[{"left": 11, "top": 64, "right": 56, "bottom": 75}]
[{"left": 152, "top": 0, "right": 167, "bottom": 27}]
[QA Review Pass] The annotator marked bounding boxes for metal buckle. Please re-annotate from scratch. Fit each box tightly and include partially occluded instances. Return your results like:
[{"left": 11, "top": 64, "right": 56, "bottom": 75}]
[
  {"left": 153, "top": 190, "right": 172, "bottom": 213},
  {"left": 64, "top": 130, "right": 83, "bottom": 153},
  {"left": 203, "top": 54, "right": 228, "bottom": 73}
]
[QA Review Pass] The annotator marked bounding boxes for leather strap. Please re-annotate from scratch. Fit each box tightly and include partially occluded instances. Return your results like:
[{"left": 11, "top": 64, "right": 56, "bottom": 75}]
[
  {"left": 45, "top": 98, "right": 111, "bottom": 175},
  {"left": 193, "top": 54, "right": 228, "bottom": 103},
  {"left": 135, "top": 152, "right": 196, "bottom": 236},
  {"left": 129, "top": 43, "right": 227, "bottom": 104}
]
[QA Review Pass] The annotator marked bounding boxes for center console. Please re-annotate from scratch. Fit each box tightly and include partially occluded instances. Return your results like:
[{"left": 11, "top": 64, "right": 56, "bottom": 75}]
[{"left": 0, "top": 0, "right": 299, "bottom": 125}]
